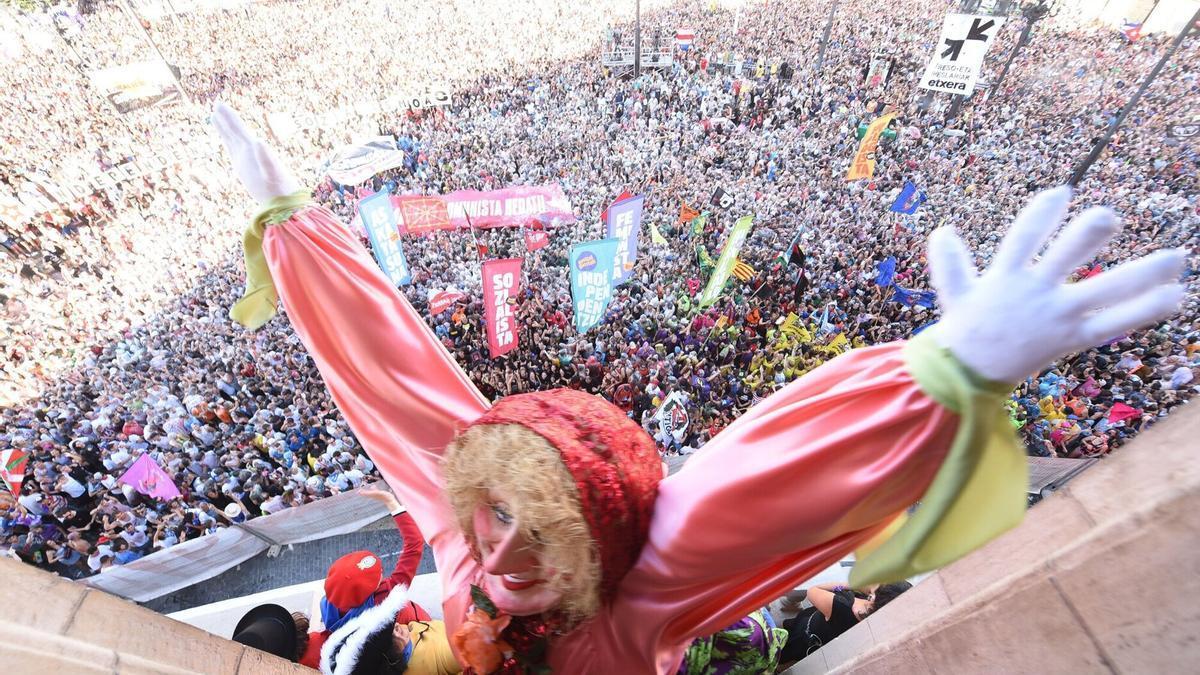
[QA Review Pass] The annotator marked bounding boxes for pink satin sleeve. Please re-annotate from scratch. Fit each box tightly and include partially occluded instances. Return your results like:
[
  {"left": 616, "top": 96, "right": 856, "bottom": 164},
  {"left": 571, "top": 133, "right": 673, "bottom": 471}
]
[
  {"left": 613, "top": 342, "right": 958, "bottom": 663},
  {"left": 261, "top": 205, "right": 486, "bottom": 586}
]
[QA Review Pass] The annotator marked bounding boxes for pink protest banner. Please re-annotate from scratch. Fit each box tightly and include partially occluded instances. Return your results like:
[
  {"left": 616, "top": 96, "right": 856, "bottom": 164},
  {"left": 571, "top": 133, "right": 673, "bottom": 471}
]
[
  {"left": 429, "top": 289, "right": 466, "bottom": 315},
  {"left": 392, "top": 184, "right": 576, "bottom": 233},
  {"left": 117, "top": 454, "right": 182, "bottom": 501},
  {"left": 482, "top": 258, "right": 522, "bottom": 358},
  {"left": 525, "top": 229, "right": 550, "bottom": 251}
]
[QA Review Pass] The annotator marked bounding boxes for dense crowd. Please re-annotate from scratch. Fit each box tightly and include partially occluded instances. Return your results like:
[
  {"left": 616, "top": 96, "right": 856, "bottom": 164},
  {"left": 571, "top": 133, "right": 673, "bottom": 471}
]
[{"left": 1, "top": 0, "right": 1196, "bottom": 583}]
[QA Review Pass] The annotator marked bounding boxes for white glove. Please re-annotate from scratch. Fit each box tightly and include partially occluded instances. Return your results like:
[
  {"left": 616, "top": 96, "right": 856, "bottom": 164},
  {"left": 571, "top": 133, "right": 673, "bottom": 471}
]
[
  {"left": 926, "top": 186, "right": 1184, "bottom": 385},
  {"left": 211, "top": 103, "right": 300, "bottom": 204}
]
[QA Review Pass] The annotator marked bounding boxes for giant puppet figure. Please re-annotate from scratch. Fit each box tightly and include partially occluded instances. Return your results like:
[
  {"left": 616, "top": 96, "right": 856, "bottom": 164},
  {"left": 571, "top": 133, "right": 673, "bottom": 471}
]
[{"left": 212, "top": 104, "right": 1183, "bottom": 674}]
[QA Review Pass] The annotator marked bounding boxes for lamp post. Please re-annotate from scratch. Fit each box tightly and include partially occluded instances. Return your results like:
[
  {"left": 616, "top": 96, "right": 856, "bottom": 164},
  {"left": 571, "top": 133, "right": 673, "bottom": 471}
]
[
  {"left": 634, "top": 0, "right": 641, "bottom": 77},
  {"left": 119, "top": 0, "right": 191, "bottom": 104},
  {"left": 816, "top": 0, "right": 841, "bottom": 71},
  {"left": 991, "top": 0, "right": 1050, "bottom": 94}
]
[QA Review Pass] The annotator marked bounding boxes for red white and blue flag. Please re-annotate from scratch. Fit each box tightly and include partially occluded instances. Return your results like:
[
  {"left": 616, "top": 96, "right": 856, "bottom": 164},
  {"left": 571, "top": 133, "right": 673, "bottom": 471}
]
[
  {"left": 1120, "top": 20, "right": 1142, "bottom": 42},
  {"left": 676, "top": 28, "right": 695, "bottom": 50}
]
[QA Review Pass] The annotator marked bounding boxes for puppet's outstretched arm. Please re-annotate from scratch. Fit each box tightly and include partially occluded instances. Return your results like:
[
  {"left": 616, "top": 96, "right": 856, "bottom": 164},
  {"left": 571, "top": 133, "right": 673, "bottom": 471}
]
[
  {"left": 213, "top": 103, "right": 488, "bottom": 564},
  {"left": 617, "top": 187, "right": 1184, "bottom": 651}
]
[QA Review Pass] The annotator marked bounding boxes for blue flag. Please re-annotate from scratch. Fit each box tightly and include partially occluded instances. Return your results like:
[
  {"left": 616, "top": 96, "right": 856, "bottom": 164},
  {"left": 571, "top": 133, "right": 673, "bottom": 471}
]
[
  {"left": 358, "top": 191, "right": 411, "bottom": 286},
  {"left": 890, "top": 181, "right": 927, "bottom": 215},
  {"left": 875, "top": 257, "right": 896, "bottom": 287},
  {"left": 605, "top": 195, "right": 644, "bottom": 285},
  {"left": 817, "top": 303, "right": 834, "bottom": 336},
  {"left": 892, "top": 286, "right": 937, "bottom": 309},
  {"left": 570, "top": 238, "right": 621, "bottom": 333},
  {"left": 912, "top": 321, "right": 937, "bottom": 336}
]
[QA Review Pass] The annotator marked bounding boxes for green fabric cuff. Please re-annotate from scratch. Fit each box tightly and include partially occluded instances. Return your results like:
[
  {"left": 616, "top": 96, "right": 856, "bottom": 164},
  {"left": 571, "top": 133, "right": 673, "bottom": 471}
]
[
  {"left": 229, "top": 191, "right": 312, "bottom": 330},
  {"left": 850, "top": 331, "right": 1027, "bottom": 587}
]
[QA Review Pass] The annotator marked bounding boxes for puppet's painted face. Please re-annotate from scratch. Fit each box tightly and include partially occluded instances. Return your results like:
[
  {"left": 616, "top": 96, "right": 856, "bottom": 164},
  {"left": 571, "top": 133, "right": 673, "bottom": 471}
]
[{"left": 473, "top": 489, "right": 565, "bottom": 616}]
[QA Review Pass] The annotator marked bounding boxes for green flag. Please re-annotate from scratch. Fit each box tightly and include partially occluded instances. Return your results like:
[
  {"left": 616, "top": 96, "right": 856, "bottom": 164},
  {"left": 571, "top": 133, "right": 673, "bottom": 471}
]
[
  {"left": 649, "top": 221, "right": 669, "bottom": 246},
  {"left": 691, "top": 211, "right": 709, "bottom": 237},
  {"left": 698, "top": 216, "right": 754, "bottom": 308}
]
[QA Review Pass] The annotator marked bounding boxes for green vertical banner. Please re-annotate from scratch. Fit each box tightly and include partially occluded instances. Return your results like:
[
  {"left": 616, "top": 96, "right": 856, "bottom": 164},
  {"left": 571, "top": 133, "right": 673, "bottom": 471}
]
[{"left": 698, "top": 215, "right": 753, "bottom": 308}]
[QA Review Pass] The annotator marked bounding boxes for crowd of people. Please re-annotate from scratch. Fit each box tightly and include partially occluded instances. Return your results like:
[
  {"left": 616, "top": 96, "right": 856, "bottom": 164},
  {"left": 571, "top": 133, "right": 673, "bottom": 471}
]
[{"left": 1, "top": 0, "right": 1196, "bottom": 587}]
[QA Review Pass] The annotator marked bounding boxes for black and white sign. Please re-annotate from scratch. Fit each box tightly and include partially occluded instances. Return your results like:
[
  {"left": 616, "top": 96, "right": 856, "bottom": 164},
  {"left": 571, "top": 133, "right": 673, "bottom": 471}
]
[
  {"left": 919, "top": 14, "right": 1006, "bottom": 96},
  {"left": 710, "top": 186, "right": 735, "bottom": 209},
  {"left": 654, "top": 392, "right": 691, "bottom": 443}
]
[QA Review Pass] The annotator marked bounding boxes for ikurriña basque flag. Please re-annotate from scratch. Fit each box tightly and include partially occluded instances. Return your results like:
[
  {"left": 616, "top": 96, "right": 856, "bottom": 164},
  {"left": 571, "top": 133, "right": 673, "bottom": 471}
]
[{"left": 890, "top": 181, "right": 928, "bottom": 214}]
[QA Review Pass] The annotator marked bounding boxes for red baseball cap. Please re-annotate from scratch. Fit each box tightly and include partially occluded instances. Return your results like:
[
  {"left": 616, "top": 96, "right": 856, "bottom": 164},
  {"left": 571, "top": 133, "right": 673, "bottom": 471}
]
[{"left": 324, "top": 550, "right": 383, "bottom": 612}]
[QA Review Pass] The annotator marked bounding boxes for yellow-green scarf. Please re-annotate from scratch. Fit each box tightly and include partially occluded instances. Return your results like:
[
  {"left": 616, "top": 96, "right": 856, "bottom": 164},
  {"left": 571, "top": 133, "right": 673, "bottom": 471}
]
[
  {"left": 229, "top": 191, "right": 312, "bottom": 330},
  {"left": 850, "top": 331, "right": 1027, "bottom": 586}
]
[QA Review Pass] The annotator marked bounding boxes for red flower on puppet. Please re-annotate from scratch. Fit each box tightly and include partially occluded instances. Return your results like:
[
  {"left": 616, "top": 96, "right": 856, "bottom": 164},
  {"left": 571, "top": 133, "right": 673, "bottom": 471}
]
[{"left": 452, "top": 587, "right": 514, "bottom": 674}]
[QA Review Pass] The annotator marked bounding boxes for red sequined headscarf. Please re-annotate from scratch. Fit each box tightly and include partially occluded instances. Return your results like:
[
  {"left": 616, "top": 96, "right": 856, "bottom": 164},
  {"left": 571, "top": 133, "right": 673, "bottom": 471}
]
[{"left": 466, "top": 388, "right": 662, "bottom": 602}]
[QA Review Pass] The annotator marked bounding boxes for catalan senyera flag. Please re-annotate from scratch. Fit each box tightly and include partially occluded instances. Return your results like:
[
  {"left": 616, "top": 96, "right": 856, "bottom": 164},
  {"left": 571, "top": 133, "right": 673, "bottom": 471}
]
[
  {"left": 847, "top": 113, "right": 896, "bottom": 181},
  {"left": 732, "top": 258, "right": 756, "bottom": 282}
]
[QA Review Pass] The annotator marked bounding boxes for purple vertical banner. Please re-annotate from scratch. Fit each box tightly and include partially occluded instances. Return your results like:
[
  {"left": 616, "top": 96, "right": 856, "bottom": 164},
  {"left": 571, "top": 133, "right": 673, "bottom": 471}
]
[{"left": 605, "top": 194, "right": 644, "bottom": 286}]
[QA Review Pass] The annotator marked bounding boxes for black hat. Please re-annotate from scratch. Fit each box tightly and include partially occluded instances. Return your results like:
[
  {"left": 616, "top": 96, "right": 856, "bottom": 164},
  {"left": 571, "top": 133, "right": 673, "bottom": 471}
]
[{"left": 232, "top": 603, "right": 298, "bottom": 661}]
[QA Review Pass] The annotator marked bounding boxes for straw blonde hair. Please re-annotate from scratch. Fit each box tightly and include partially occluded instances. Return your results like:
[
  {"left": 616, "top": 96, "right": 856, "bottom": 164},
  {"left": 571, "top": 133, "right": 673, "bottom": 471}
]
[{"left": 443, "top": 423, "right": 600, "bottom": 623}]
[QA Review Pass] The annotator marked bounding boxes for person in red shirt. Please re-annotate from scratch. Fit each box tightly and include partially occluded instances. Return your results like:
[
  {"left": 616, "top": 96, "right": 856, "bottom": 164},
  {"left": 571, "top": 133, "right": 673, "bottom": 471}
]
[
  {"left": 298, "top": 487, "right": 431, "bottom": 668},
  {"left": 122, "top": 419, "right": 144, "bottom": 437}
]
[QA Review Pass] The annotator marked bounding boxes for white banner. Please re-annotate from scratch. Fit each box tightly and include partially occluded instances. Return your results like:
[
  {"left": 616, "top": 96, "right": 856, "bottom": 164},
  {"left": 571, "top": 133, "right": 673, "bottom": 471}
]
[
  {"left": 88, "top": 61, "right": 182, "bottom": 114},
  {"left": 267, "top": 85, "right": 452, "bottom": 140},
  {"left": 654, "top": 391, "right": 691, "bottom": 443},
  {"left": 919, "top": 14, "right": 1006, "bottom": 96},
  {"left": 324, "top": 136, "right": 408, "bottom": 186}
]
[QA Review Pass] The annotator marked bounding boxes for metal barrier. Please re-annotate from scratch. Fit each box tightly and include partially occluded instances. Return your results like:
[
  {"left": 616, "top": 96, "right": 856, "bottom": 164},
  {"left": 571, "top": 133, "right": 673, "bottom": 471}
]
[{"left": 80, "top": 484, "right": 390, "bottom": 602}]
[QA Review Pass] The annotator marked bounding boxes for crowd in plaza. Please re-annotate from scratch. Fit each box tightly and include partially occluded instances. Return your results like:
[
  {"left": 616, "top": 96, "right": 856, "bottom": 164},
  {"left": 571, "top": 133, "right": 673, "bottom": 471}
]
[{"left": 1, "top": 0, "right": 1196, "bottom": 585}]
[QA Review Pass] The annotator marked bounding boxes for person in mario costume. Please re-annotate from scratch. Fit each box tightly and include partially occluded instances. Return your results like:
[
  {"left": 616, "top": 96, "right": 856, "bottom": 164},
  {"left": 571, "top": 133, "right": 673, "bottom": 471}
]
[
  {"left": 212, "top": 103, "right": 1185, "bottom": 674},
  {"left": 299, "top": 488, "right": 432, "bottom": 668}
]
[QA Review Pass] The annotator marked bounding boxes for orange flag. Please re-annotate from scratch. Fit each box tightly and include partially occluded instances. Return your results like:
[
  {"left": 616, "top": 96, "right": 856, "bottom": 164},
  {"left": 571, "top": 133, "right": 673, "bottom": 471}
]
[
  {"left": 847, "top": 113, "right": 896, "bottom": 181},
  {"left": 678, "top": 204, "right": 700, "bottom": 223}
]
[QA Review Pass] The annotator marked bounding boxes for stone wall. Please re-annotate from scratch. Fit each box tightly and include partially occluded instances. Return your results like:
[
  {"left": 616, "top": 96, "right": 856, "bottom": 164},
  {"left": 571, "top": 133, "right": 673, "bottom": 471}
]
[
  {"left": 784, "top": 404, "right": 1200, "bottom": 674},
  {"left": 0, "top": 555, "right": 307, "bottom": 674}
]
